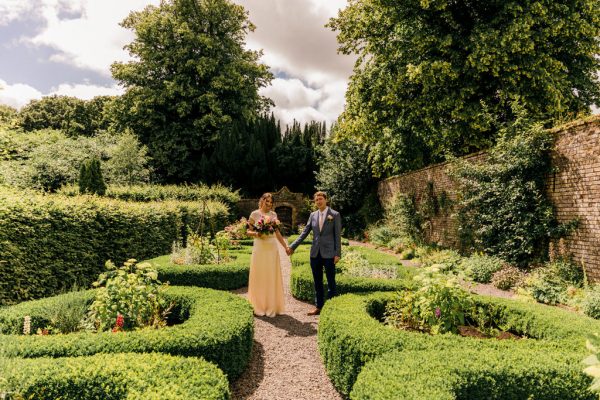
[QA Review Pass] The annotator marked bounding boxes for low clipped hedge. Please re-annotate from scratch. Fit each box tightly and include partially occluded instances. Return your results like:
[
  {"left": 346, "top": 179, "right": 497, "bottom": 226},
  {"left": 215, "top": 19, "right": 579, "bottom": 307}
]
[
  {"left": 291, "top": 264, "right": 412, "bottom": 302},
  {"left": 148, "top": 254, "right": 250, "bottom": 290},
  {"left": 0, "top": 188, "right": 230, "bottom": 305},
  {"left": 0, "top": 353, "right": 230, "bottom": 399},
  {"left": 58, "top": 183, "right": 240, "bottom": 207},
  {"left": 351, "top": 349, "right": 593, "bottom": 400},
  {"left": 0, "top": 286, "right": 253, "bottom": 379},
  {"left": 319, "top": 292, "right": 600, "bottom": 397}
]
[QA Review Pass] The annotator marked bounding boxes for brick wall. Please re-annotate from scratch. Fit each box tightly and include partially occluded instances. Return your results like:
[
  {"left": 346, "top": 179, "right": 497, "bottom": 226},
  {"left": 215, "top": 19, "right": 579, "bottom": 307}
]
[{"left": 378, "top": 116, "right": 600, "bottom": 279}]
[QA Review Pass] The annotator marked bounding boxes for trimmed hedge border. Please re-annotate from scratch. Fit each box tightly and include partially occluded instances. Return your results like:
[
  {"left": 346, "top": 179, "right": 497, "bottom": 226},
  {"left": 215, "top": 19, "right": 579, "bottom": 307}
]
[
  {"left": 0, "top": 286, "right": 253, "bottom": 379},
  {"left": 0, "top": 188, "right": 230, "bottom": 305},
  {"left": 318, "top": 292, "right": 600, "bottom": 397},
  {"left": 291, "top": 264, "right": 412, "bottom": 302},
  {"left": 148, "top": 254, "right": 250, "bottom": 290},
  {"left": 0, "top": 353, "right": 230, "bottom": 399},
  {"left": 351, "top": 349, "right": 593, "bottom": 400}
]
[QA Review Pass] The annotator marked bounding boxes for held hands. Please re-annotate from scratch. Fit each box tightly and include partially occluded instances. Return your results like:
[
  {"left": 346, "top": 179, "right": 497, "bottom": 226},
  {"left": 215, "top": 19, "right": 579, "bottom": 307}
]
[
  {"left": 334, "top": 256, "right": 340, "bottom": 264},
  {"left": 285, "top": 246, "right": 294, "bottom": 256}
]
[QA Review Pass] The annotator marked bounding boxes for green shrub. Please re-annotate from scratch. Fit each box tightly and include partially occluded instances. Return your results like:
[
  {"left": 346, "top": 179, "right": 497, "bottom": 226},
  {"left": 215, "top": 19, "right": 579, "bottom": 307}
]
[
  {"left": 451, "top": 117, "right": 575, "bottom": 266},
  {"left": 148, "top": 253, "right": 250, "bottom": 290},
  {"left": 59, "top": 182, "right": 240, "bottom": 206},
  {"left": 524, "top": 269, "right": 566, "bottom": 305},
  {"left": 548, "top": 259, "right": 585, "bottom": 287},
  {"left": 366, "top": 225, "right": 394, "bottom": 247},
  {"left": 78, "top": 157, "right": 107, "bottom": 195},
  {"left": 461, "top": 253, "right": 504, "bottom": 283},
  {"left": 418, "top": 248, "right": 462, "bottom": 273},
  {"left": 318, "top": 291, "right": 600, "bottom": 396},
  {"left": 352, "top": 349, "right": 594, "bottom": 400},
  {"left": 0, "top": 353, "right": 230, "bottom": 399},
  {"left": 0, "top": 286, "right": 253, "bottom": 379},
  {"left": 385, "top": 267, "right": 473, "bottom": 334},
  {"left": 87, "top": 259, "right": 170, "bottom": 332},
  {"left": 0, "top": 188, "right": 229, "bottom": 305},
  {"left": 583, "top": 286, "right": 600, "bottom": 319},
  {"left": 491, "top": 265, "right": 526, "bottom": 290},
  {"left": 398, "top": 247, "right": 415, "bottom": 260},
  {"left": 584, "top": 333, "right": 600, "bottom": 397}
]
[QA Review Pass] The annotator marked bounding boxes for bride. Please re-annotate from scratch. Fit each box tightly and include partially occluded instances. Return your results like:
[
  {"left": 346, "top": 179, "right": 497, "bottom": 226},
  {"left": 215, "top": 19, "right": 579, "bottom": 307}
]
[{"left": 246, "top": 192, "right": 289, "bottom": 317}]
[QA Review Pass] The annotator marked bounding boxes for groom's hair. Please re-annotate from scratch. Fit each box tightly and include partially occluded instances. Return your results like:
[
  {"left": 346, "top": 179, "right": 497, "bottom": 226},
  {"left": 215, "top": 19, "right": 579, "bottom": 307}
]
[{"left": 314, "top": 191, "right": 327, "bottom": 200}]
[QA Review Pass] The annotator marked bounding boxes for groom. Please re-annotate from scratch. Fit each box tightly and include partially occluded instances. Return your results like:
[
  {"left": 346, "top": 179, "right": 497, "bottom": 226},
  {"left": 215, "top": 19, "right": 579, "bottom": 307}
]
[{"left": 288, "top": 191, "right": 342, "bottom": 316}]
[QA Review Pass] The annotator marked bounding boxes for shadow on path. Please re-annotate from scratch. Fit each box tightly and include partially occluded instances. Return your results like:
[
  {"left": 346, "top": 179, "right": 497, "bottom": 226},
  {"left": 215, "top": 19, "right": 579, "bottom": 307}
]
[
  {"left": 257, "top": 314, "right": 317, "bottom": 337},
  {"left": 230, "top": 340, "right": 265, "bottom": 399}
]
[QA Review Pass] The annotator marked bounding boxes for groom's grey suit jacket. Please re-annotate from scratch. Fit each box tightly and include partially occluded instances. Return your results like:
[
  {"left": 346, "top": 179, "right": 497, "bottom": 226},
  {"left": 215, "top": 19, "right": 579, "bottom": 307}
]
[{"left": 290, "top": 208, "right": 342, "bottom": 259}]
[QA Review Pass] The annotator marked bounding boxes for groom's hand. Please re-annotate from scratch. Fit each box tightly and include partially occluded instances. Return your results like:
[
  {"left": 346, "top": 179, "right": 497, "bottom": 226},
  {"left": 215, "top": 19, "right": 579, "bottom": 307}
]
[{"left": 334, "top": 256, "right": 340, "bottom": 264}]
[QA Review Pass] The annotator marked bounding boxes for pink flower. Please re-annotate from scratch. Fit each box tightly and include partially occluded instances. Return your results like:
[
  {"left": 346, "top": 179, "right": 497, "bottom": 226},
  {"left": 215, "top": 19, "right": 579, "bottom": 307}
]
[{"left": 435, "top": 308, "right": 441, "bottom": 319}]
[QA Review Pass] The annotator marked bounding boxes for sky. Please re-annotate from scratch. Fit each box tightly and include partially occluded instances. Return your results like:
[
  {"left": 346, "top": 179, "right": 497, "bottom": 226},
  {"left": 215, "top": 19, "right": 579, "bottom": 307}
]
[{"left": 0, "top": 0, "right": 355, "bottom": 128}]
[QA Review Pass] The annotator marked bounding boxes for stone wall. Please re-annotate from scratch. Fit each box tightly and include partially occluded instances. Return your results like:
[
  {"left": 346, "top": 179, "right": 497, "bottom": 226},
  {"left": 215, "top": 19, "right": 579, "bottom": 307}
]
[{"left": 378, "top": 116, "right": 600, "bottom": 279}]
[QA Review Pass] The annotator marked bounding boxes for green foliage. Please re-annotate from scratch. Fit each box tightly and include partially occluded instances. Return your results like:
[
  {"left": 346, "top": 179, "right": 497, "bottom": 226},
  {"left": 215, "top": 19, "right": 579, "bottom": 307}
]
[
  {"left": 385, "top": 267, "right": 473, "bottom": 334},
  {"left": 328, "top": 0, "right": 600, "bottom": 176},
  {"left": 418, "top": 248, "right": 463, "bottom": 273},
  {"left": 110, "top": 0, "right": 272, "bottom": 182},
  {"left": 461, "top": 253, "right": 504, "bottom": 284},
  {"left": 59, "top": 182, "right": 240, "bottom": 206},
  {"left": 0, "top": 129, "right": 151, "bottom": 191},
  {"left": 452, "top": 117, "right": 560, "bottom": 266},
  {"left": 103, "top": 130, "right": 152, "bottom": 184},
  {"left": 491, "top": 265, "right": 526, "bottom": 290},
  {"left": 0, "top": 286, "right": 253, "bottom": 379},
  {"left": 87, "top": 259, "right": 169, "bottom": 332},
  {"left": 584, "top": 333, "right": 600, "bottom": 395},
  {"left": 17, "top": 95, "right": 113, "bottom": 136},
  {"left": 0, "top": 353, "right": 230, "bottom": 400},
  {"left": 78, "top": 157, "right": 107, "bottom": 195},
  {"left": 0, "top": 104, "right": 17, "bottom": 126},
  {"left": 0, "top": 187, "right": 229, "bottom": 305},
  {"left": 353, "top": 349, "right": 594, "bottom": 400},
  {"left": 171, "top": 232, "right": 216, "bottom": 265},
  {"left": 148, "top": 253, "right": 250, "bottom": 290},
  {"left": 318, "top": 292, "right": 600, "bottom": 396},
  {"left": 385, "top": 194, "right": 423, "bottom": 245},
  {"left": 583, "top": 286, "right": 600, "bottom": 320}
]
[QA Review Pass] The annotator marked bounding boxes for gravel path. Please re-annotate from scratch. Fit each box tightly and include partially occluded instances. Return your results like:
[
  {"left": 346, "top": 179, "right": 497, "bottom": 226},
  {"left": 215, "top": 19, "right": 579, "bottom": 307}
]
[{"left": 230, "top": 243, "right": 343, "bottom": 400}]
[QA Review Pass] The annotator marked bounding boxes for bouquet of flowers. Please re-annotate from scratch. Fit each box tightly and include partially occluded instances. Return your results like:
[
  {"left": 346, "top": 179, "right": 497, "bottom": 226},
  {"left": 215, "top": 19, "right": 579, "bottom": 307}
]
[{"left": 254, "top": 215, "right": 281, "bottom": 235}]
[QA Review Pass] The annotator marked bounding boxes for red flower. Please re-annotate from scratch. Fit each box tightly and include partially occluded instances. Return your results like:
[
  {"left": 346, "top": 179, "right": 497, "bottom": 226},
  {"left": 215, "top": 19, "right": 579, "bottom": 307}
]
[{"left": 116, "top": 314, "right": 124, "bottom": 328}]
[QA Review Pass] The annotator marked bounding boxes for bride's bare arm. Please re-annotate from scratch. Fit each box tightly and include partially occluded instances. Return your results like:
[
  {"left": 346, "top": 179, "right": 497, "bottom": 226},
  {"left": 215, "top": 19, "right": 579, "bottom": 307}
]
[
  {"left": 275, "top": 229, "right": 289, "bottom": 250},
  {"left": 247, "top": 217, "right": 260, "bottom": 238}
]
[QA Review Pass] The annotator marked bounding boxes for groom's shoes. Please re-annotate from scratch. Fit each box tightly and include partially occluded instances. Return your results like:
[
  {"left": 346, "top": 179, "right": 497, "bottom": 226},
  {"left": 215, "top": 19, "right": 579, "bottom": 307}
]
[{"left": 307, "top": 307, "right": 321, "bottom": 316}]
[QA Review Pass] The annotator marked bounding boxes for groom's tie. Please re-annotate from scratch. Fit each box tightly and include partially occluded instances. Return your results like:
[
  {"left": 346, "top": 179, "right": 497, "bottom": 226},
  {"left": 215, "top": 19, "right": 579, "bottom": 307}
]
[{"left": 319, "top": 211, "right": 324, "bottom": 231}]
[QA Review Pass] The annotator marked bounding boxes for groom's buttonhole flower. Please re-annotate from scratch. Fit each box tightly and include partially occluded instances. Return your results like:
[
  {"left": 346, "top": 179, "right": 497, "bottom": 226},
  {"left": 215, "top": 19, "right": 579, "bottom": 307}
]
[{"left": 327, "top": 215, "right": 334, "bottom": 221}]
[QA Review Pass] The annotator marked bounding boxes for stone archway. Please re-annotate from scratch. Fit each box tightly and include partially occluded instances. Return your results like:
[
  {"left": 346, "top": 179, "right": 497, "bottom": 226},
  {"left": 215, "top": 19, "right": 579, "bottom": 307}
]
[{"left": 237, "top": 187, "right": 307, "bottom": 236}]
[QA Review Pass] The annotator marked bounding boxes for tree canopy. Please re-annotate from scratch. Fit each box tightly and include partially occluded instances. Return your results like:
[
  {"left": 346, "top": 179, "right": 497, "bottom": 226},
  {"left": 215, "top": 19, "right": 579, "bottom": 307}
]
[
  {"left": 111, "top": 0, "right": 273, "bottom": 182},
  {"left": 329, "top": 0, "right": 600, "bottom": 177}
]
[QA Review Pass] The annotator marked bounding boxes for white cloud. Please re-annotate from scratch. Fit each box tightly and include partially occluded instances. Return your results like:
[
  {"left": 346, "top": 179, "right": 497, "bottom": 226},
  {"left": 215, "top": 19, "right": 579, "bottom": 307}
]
[
  {"left": 25, "top": 0, "right": 159, "bottom": 74},
  {"left": 0, "top": 0, "right": 31, "bottom": 25},
  {"left": 50, "top": 82, "right": 124, "bottom": 99},
  {"left": 0, "top": 79, "right": 43, "bottom": 109},
  {"left": 261, "top": 77, "right": 347, "bottom": 128}
]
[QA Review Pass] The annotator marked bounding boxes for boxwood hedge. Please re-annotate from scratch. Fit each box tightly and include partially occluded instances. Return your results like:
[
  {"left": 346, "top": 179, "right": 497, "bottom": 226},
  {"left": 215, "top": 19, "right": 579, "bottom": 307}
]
[
  {"left": 147, "top": 254, "right": 250, "bottom": 290},
  {"left": 0, "top": 286, "right": 253, "bottom": 379},
  {"left": 318, "top": 292, "right": 600, "bottom": 397},
  {"left": 0, "top": 353, "right": 230, "bottom": 399},
  {"left": 0, "top": 188, "right": 230, "bottom": 305},
  {"left": 351, "top": 349, "right": 594, "bottom": 400}
]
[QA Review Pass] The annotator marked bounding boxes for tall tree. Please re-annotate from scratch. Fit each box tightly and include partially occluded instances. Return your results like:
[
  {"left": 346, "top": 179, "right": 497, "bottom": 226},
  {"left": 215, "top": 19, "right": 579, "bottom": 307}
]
[
  {"left": 110, "top": 0, "right": 273, "bottom": 182},
  {"left": 329, "top": 0, "right": 600, "bottom": 177}
]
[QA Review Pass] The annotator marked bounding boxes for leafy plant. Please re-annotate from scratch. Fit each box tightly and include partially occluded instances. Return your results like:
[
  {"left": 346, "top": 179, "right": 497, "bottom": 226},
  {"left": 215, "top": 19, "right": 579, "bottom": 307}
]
[
  {"left": 385, "top": 266, "right": 473, "bottom": 334},
  {"left": 451, "top": 114, "right": 575, "bottom": 266},
  {"left": 78, "top": 157, "right": 106, "bottom": 195},
  {"left": 583, "top": 286, "right": 600, "bottom": 320},
  {"left": 491, "top": 265, "right": 526, "bottom": 291},
  {"left": 336, "top": 251, "right": 370, "bottom": 274},
  {"left": 86, "top": 259, "right": 170, "bottom": 332},
  {"left": 461, "top": 254, "right": 504, "bottom": 284},
  {"left": 583, "top": 333, "right": 600, "bottom": 394}
]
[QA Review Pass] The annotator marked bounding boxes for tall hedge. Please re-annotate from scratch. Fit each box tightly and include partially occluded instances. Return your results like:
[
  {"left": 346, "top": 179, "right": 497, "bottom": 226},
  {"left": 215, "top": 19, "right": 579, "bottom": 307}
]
[{"left": 0, "top": 188, "right": 229, "bottom": 305}]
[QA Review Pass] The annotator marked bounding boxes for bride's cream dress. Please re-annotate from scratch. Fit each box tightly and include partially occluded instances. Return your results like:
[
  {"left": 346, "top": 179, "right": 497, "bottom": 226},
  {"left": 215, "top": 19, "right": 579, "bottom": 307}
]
[{"left": 247, "top": 210, "right": 285, "bottom": 317}]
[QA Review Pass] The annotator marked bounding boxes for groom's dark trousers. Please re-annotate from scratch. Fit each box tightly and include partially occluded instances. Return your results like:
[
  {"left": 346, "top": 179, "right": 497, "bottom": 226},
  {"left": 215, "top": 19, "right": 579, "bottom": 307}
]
[{"left": 311, "top": 251, "right": 337, "bottom": 309}]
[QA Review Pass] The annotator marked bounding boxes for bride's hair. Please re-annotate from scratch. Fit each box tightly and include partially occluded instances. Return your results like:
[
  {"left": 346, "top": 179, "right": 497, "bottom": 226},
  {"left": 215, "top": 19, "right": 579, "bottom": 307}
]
[{"left": 258, "top": 192, "right": 274, "bottom": 208}]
